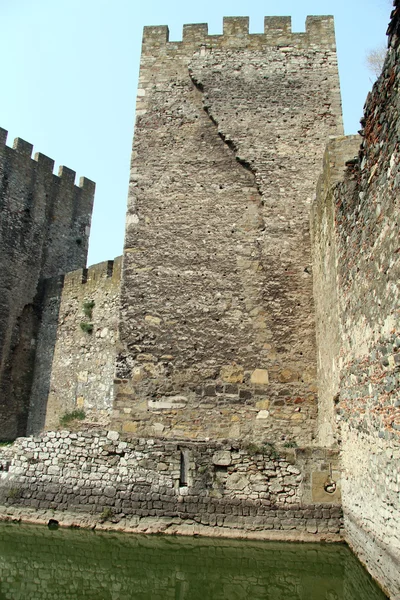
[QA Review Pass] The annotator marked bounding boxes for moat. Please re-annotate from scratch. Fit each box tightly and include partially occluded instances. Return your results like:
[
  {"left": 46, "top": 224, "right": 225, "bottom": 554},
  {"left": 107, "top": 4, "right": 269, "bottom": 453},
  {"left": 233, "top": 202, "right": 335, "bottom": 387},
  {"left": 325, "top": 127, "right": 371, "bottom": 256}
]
[{"left": 0, "top": 523, "right": 387, "bottom": 599}]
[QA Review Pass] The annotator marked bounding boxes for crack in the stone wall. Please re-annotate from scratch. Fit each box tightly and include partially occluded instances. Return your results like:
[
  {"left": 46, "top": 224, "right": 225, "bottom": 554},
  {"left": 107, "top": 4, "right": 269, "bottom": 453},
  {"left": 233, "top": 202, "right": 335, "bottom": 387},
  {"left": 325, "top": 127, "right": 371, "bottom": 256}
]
[
  {"left": 188, "top": 68, "right": 264, "bottom": 202},
  {"left": 188, "top": 66, "right": 276, "bottom": 351}
]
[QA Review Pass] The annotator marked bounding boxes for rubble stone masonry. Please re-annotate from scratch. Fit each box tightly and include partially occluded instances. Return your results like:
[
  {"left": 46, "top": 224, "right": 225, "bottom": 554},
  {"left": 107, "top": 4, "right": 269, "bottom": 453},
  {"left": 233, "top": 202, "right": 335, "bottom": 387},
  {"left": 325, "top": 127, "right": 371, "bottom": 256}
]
[
  {"left": 114, "top": 17, "right": 344, "bottom": 445},
  {"left": 0, "top": 430, "right": 341, "bottom": 539},
  {"left": 0, "top": 131, "right": 94, "bottom": 440},
  {"left": 312, "top": 4, "right": 400, "bottom": 597},
  {"left": 43, "top": 258, "right": 121, "bottom": 432},
  {"left": 311, "top": 135, "right": 361, "bottom": 447}
]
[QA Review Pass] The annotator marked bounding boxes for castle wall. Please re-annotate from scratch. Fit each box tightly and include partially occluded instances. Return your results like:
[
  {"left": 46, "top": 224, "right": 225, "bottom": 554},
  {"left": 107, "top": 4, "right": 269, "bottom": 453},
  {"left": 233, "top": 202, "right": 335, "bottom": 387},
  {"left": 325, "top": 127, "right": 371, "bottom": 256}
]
[
  {"left": 114, "top": 17, "right": 344, "bottom": 445},
  {"left": 0, "top": 131, "right": 94, "bottom": 440},
  {"left": 312, "top": 4, "right": 400, "bottom": 596},
  {"left": 0, "top": 431, "right": 342, "bottom": 538},
  {"left": 43, "top": 258, "right": 121, "bottom": 432},
  {"left": 27, "top": 277, "right": 64, "bottom": 436},
  {"left": 336, "top": 48, "right": 400, "bottom": 597},
  {"left": 311, "top": 136, "right": 361, "bottom": 447}
]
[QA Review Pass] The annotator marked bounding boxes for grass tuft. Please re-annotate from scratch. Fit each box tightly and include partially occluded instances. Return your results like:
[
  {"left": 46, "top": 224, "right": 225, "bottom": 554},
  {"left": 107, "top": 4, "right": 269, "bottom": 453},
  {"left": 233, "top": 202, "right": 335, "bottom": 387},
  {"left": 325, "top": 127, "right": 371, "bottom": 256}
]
[
  {"left": 60, "top": 409, "right": 86, "bottom": 426},
  {"left": 83, "top": 300, "right": 95, "bottom": 318},
  {"left": 80, "top": 322, "right": 93, "bottom": 334}
]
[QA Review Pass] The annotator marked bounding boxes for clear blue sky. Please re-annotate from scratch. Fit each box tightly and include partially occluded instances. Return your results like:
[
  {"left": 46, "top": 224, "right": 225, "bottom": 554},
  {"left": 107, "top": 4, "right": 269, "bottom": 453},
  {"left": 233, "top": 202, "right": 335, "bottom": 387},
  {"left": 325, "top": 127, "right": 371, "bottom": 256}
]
[{"left": 0, "top": 0, "right": 391, "bottom": 266}]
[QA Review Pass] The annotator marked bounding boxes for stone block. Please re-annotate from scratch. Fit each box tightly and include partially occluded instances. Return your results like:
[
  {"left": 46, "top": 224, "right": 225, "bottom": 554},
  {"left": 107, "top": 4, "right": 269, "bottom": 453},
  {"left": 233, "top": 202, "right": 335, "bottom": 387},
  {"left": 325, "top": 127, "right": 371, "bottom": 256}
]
[
  {"left": 224, "top": 384, "right": 238, "bottom": 395},
  {"left": 122, "top": 421, "right": 138, "bottom": 434},
  {"left": 306, "top": 519, "right": 318, "bottom": 534},
  {"left": 226, "top": 473, "right": 249, "bottom": 491},
  {"left": 250, "top": 369, "right": 269, "bottom": 385},
  {"left": 256, "top": 399, "right": 270, "bottom": 410},
  {"left": 220, "top": 364, "right": 244, "bottom": 383},
  {"left": 144, "top": 315, "right": 161, "bottom": 326},
  {"left": 147, "top": 396, "right": 187, "bottom": 409},
  {"left": 212, "top": 451, "right": 231, "bottom": 466},
  {"left": 256, "top": 410, "right": 269, "bottom": 419}
]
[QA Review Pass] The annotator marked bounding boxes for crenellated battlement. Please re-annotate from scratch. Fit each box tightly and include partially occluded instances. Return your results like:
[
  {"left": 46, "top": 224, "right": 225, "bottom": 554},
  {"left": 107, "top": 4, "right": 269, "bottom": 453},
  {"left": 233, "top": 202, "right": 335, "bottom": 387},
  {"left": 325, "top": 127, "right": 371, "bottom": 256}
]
[
  {"left": 142, "top": 15, "right": 336, "bottom": 52},
  {"left": 0, "top": 126, "right": 95, "bottom": 280},
  {"left": 0, "top": 127, "right": 95, "bottom": 193},
  {"left": 63, "top": 256, "right": 122, "bottom": 291}
]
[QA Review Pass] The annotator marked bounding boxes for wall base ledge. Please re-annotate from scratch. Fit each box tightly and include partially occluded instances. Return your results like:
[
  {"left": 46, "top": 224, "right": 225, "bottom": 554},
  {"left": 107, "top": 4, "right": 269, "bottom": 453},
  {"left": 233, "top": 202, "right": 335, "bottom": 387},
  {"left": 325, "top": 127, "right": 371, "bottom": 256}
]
[
  {"left": 344, "top": 510, "right": 400, "bottom": 599},
  {"left": 0, "top": 505, "right": 344, "bottom": 543}
]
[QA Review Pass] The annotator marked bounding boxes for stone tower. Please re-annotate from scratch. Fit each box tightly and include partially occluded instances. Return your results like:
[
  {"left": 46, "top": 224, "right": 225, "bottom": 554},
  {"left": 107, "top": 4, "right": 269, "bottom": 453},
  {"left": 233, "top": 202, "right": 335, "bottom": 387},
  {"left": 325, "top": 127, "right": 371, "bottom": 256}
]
[
  {"left": 0, "top": 131, "right": 94, "bottom": 439},
  {"left": 113, "top": 16, "right": 344, "bottom": 443}
]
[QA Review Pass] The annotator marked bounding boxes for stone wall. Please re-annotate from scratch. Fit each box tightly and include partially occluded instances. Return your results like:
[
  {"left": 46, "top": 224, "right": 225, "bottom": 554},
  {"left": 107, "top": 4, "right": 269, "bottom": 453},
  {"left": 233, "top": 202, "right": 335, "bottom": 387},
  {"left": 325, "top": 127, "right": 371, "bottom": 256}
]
[
  {"left": 27, "top": 277, "right": 64, "bottom": 436},
  {"left": 0, "top": 130, "right": 94, "bottom": 440},
  {"left": 115, "top": 16, "right": 344, "bottom": 445},
  {"left": 43, "top": 258, "right": 121, "bottom": 431},
  {"left": 336, "top": 14, "right": 400, "bottom": 599},
  {"left": 311, "top": 136, "right": 361, "bottom": 447},
  {"left": 0, "top": 431, "right": 342, "bottom": 536},
  {"left": 312, "top": 3, "right": 400, "bottom": 597}
]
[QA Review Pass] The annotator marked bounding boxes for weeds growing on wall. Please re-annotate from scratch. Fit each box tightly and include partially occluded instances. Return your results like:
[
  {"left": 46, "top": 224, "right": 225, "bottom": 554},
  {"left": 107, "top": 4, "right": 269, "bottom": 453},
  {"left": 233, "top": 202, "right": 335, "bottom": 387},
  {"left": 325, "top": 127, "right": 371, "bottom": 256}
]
[
  {"left": 283, "top": 440, "right": 298, "bottom": 448},
  {"left": 59, "top": 409, "right": 86, "bottom": 427},
  {"left": 80, "top": 322, "right": 93, "bottom": 334},
  {"left": 83, "top": 300, "right": 95, "bottom": 318},
  {"left": 99, "top": 507, "right": 115, "bottom": 522},
  {"left": 80, "top": 300, "right": 95, "bottom": 333},
  {"left": 243, "top": 441, "right": 280, "bottom": 460}
]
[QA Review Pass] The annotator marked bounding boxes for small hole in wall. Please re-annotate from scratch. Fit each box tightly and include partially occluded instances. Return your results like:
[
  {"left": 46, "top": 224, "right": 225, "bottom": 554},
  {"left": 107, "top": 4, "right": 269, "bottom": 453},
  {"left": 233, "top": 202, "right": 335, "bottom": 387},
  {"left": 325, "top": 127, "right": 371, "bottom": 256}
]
[
  {"left": 48, "top": 519, "right": 59, "bottom": 530},
  {"left": 214, "top": 465, "right": 228, "bottom": 473},
  {"left": 324, "top": 480, "right": 337, "bottom": 494}
]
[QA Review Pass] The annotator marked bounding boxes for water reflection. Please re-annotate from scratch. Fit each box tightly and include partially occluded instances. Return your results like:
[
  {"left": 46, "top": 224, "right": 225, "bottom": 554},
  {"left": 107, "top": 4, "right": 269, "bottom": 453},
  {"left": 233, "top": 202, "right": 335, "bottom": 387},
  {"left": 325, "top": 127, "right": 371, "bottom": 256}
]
[{"left": 0, "top": 523, "right": 386, "bottom": 600}]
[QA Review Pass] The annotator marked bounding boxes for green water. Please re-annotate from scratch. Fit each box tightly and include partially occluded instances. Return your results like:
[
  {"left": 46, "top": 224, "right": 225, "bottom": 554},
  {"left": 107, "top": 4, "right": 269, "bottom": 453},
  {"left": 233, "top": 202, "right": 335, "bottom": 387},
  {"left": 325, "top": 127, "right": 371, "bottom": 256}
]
[{"left": 0, "top": 523, "right": 387, "bottom": 600}]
